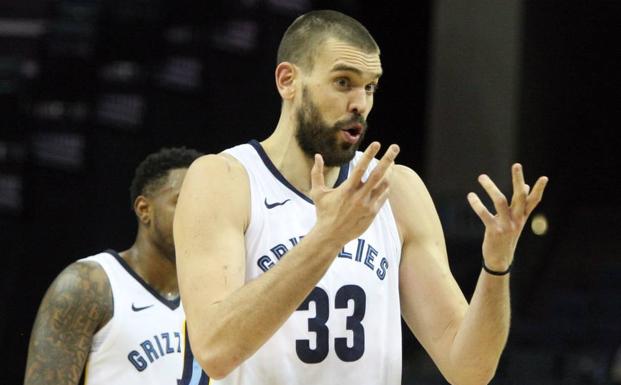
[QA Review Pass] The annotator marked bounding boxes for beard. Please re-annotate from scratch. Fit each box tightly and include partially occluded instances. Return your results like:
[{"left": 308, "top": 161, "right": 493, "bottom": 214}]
[{"left": 295, "top": 87, "right": 367, "bottom": 167}]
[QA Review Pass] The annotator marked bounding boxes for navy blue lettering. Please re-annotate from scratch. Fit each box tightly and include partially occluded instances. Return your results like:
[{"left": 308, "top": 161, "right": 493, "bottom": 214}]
[
  {"left": 296, "top": 287, "right": 330, "bottom": 363},
  {"left": 128, "top": 350, "right": 147, "bottom": 371},
  {"left": 338, "top": 246, "right": 352, "bottom": 259},
  {"left": 154, "top": 334, "right": 165, "bottom": 356},
  {"left": 364, "top": 245, "right": 377, "bottom": 270},
  {"left": 354, "top": 239, "right": 365, "bottom": 262},
  {"left": 175, "top": 332, "right": 182, "bottom": 352},
  {"left": 296, "top": 285, "right": 367, "bottom": 364},
  {"left": 128, "top": 331, "right": 185, "bottom": 373},
  {"left": 162, "top": 332, "right": 174, "bottom": 354},
  {"left": 271, "top": 244, "right": 288, "bottom": 260},
  {"left": 289, "top": 237, "right": 299, "bottom": 247},
  {"left": 377, "top": 258, "right": 388, "bottom": 280},
  {"left": 261, "top": 238, "right": 387, "bottom": 281},
  {"left": 140, "top": 340, "right": 159, "bottom": 362},
  {"left": 334, "top": 285, "right": 366, "bottom": 361},
  {"left": 257, "top": 256, "right": 275, "bottom": 272}
]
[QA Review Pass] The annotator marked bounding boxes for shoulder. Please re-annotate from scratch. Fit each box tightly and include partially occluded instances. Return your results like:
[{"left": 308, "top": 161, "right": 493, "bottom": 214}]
[
  {"left": 182, "top": 152, "right": 250, "bottom": 197},
  {"left": 53, "top": 259, "right": 110, "bottom": 294},
  {"left": 389, "top": 164, "right": 442, "bottom": 241},
  {"left": 189, "top": 153, "right": 247, "bottom": 176},
  {"left": 177, "top": 153, "right": 250, "bottom": 230},
  {"left": 25, "top": 259, "right": 113, "bottom": 382},
  {"left": 389, "top": 164, "right": 429, "bottom": 203},
  {"left": 42, "top": 259, "right": 113, "bottom": 330},
  {"left": 183, "top": 153, "right": 249, "bottom": 191},
  {"left": 182, "top": 153, "right": 249, "bottom": 200}
]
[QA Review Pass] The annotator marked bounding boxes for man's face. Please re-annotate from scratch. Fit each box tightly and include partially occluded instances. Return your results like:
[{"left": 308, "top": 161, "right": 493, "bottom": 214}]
[
  {"left": 148, "top": 168, "right": 187, "bottom": 262},
  {"left": 294, "top": 38, "right": 382, "bottom": 167},
  {"left": 295, "top": 86, "right": 367, "bottom": 166}
]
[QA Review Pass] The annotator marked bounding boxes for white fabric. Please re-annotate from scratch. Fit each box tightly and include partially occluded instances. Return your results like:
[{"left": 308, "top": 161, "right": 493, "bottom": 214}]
[
  {"left": 214, "top": 142, "right": 403, "bottom": 385},
  {"left": 80, "top": 251, "right": 185, "bottom": 385}
]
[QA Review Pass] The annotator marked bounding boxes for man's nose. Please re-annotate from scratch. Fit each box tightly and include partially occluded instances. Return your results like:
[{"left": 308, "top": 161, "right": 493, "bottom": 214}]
[{"left": 348, "top": 88, "right": 369, "bottom": 115}]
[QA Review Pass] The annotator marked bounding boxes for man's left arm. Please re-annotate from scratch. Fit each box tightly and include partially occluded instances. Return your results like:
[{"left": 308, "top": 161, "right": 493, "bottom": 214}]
[{"left": 392, "top": 164, "right": 547, "bottom": 385}]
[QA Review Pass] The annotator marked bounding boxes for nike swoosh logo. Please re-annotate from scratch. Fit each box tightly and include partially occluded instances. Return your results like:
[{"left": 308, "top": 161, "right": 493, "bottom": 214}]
[
  {"left": 264, "top": 198, "right": 291, "bottom": 209},
  {"left": 132, "top": 303, "right": 154, "bottom": 312}
]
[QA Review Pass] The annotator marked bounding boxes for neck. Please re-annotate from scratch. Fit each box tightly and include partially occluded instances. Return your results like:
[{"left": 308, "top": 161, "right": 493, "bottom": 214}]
[
  {"left": 262, "top": 114, "right": 342, "bottom": 194},
  {"left": 119, "top": 234, "right": 178, "bottom": 299}
]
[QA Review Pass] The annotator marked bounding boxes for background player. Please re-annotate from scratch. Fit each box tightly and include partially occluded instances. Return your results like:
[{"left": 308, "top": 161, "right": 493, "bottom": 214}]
[
  {"left": 174, "top": 10, "right": 548, "bottom": 385},
  {"left": 24, "top": 146, "right": 202, "bottom": 385}
]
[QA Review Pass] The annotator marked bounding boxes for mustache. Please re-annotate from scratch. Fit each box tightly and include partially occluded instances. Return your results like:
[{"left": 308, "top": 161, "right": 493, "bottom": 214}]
[{"left": 334, "top": 114, "right": 367, "bottom": 130}]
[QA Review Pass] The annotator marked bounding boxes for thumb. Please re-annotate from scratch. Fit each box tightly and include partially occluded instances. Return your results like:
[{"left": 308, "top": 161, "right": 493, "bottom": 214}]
[{"left": 310, "top": 153, "right": 325, "bottom": 191}]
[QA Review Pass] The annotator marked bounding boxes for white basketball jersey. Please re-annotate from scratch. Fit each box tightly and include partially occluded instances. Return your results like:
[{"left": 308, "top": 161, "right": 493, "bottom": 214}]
[
  {"left": 80, "top": 250, "right": 185, "bottom": 385},
  {"left": 218, "top": 141, "right": 403, "bottom": 385}
]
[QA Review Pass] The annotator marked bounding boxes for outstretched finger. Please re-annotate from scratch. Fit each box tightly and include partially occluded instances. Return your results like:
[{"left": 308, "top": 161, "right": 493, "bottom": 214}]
[
  {"left": 478, "top": 174, "right": 511, "bottom": 219},
  {"left": 525, "top": 176, "right": 549, "bottom": 216},
  {"left": 363, "top": 144, "right": 400, "bottom": 192},
  {"left": 348, "top": 142, "right": 381, "bottom": 188},
  {"left": 511, "top": 163, "right": 528, "bottom": 216},
  {"left": 467, "top": 192, "right": 495, "bottom": 227},
  {"left": 310, "top": 153, "right": 326, "bottom": 191}
]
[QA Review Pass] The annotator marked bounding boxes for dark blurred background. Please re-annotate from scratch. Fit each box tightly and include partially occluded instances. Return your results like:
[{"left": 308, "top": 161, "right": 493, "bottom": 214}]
[{"left": 1, "top": 0, "right": 619, "bottom": 384}]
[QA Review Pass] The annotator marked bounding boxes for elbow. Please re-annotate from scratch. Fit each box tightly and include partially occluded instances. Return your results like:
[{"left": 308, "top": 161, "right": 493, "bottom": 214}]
[
  {"left": 447, "top": 367, "right": 497, "bottom": 385},
  {"left": 444, "top": 346, "right": 502, "bottom": 385},
  {"left": 469, "top": 369, "right": 496, "bottom": 385},
  {"left": 193, "top": 343, "right": 244, "bottom": 380},
  {"left": 186, "top": 311, "right": 250, "bottom": 379},
  {"left": 186, "top": 310, "right": 254, "bottom": 379}
]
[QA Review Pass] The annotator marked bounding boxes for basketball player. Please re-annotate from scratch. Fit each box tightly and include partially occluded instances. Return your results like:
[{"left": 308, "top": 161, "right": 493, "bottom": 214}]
[
  {"left": 174, "top": 10, "right": 548, "bottom": 385},
  {"left": 24, "top": 147, "right": 202, "bottom": 385}
]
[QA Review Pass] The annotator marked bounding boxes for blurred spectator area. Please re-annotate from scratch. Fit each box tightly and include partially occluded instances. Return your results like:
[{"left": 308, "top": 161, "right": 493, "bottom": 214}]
[{"left": 1, "top": 1, "right": 430, "bottom": 384}]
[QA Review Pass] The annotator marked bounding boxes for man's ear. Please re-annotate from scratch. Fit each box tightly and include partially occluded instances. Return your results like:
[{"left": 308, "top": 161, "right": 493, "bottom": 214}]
[
  {"left": 275, "top": 62, "right": 297, "bottom": 100},
  {"left": 134, "top": 196, "right": 151, "bottom": 225}
]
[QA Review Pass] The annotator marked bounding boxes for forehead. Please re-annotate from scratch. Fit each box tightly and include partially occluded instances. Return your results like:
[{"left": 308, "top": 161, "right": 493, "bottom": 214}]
[
  {"left": 156, "top": 168, "right": 187, "bottom": 194},
  {"left": 313, "top": 38, "right": 382, "bottom": 79}
]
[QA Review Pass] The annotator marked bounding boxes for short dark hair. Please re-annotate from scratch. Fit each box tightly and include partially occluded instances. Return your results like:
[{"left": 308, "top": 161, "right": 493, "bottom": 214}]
[
  {"left": 277, "top": 10, "right": 379, "bottom": 72},
  {"left": 129, "top": 146, "right": 202, "bottom": 206}
]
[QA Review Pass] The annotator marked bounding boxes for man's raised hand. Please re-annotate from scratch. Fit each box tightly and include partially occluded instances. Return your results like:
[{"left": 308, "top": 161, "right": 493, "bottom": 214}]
[
  {"left": 467, "top": 163, "right": 548, "bottom": 271},
  {"left": 310, "top": 142, "right": 400, "bottom": 246}
]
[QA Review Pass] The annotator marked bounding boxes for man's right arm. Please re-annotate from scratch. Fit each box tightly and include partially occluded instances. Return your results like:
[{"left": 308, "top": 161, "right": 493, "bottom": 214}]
[
  {"left": 174, "top": 144, "right": 399, "bottom": 379},
  {"left": 24, "top": 261, "right": 111, "bottom": 385}
]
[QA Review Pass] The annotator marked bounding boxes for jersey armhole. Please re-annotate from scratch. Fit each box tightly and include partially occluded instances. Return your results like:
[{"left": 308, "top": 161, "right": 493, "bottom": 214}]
[{"left": 80, "top": 255, "right": 119, "bottom": 355}]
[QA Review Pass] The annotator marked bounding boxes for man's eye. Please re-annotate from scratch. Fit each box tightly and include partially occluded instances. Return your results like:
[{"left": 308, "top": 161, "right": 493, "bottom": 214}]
[
  {"left": 335, "top": 78, "right": 350, "bottom": 88},
  {"left": 365, "top": 83, "right": 379, "bottom": 94}
]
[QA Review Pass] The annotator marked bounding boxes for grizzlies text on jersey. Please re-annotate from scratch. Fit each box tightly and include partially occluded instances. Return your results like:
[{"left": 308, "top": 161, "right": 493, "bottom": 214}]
[{"left": 181, "top": 141, "right": 403, "bottom": 385}]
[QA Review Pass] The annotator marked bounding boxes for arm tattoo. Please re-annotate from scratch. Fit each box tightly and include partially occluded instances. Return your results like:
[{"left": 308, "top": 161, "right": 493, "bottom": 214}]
[{"left": 24, "top": 261, "right": 112, "bottom": 385}]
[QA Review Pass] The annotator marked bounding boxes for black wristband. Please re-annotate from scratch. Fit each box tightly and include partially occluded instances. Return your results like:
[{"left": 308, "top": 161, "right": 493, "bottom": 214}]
[{"left": 482, "top": 259, "right": 512, "bottom": 276}]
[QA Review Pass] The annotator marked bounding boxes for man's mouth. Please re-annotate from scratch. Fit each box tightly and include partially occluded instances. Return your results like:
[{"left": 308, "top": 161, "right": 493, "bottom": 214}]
[{"left": 341, "top": 124, "right": 363, "bottom": 144}]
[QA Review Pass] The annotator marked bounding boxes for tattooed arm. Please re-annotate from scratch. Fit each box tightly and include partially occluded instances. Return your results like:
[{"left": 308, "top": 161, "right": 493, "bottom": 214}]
[{"left": 24, "top": 261, "right": 112, "bottom": 385}]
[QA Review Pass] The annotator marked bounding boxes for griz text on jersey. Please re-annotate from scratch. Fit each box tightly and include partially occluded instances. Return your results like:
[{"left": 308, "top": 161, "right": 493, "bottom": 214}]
[{"left": 128, "top": 331, "right": 182, "bottom": 371}]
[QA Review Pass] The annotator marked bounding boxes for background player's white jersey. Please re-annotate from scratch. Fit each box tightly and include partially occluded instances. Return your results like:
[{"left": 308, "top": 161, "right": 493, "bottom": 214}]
[
  {"left": 79, "top": 250, "right": 185, "bottom": 385},
  {"left": 218, "top": 141, "right": 403, "bottom": 385}
]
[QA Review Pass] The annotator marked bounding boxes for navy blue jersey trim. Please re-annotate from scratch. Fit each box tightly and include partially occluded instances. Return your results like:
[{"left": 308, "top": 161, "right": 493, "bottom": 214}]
[
  {"left": 105, "top": 249, "right": 181, "bottom": 310},
  {"left": 79, "top": 366, "right": 86, "bottom": 385},
  {"left": 178, "top": 322, "right": 210, "bottom": 385},
  {"left": 334, "top": 158, "right": 349, "bottom": 188},
  {"left": 248, "top": 139, "right": 350, "bottom": 204}
]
